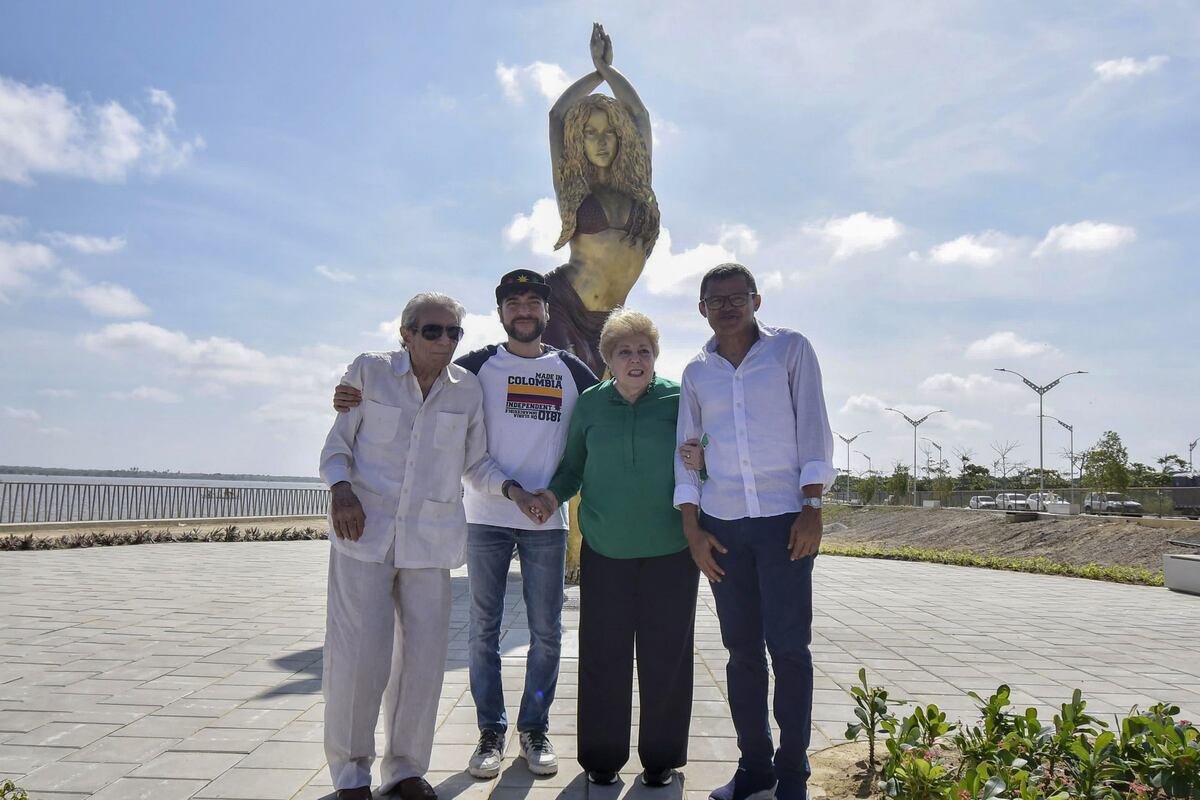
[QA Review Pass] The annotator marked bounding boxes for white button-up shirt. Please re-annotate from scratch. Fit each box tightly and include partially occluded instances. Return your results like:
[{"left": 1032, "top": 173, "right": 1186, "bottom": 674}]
[
  {"left": 673, "top": 324, "right": 836, "bottom": 521},
  {"left": 319, "top": 350, "right": 494, "bottom": 568}
]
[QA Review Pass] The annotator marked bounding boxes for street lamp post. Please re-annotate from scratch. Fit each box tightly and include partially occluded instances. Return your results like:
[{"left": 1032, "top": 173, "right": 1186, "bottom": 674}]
[
  {"left": 994, "top": 368, "right": 1087, "bottom": 501},
  {"left": 885, "top": 408, "right": 948, "bottom": 506},
  {"left": 834, "top": 430, "right": 870, "bottom": 503},
  {"left": 921, "top": 437, "right": 943, "bottom": 476},
  {"left": 1190, "top": 437, "right": 1199, "bottom": 477},
  {"left": 1045, "top": 414, "right": 1075, "bottom": 485},
  {"left": 856, "top": 450, "right": 872, "bottom": 476}
]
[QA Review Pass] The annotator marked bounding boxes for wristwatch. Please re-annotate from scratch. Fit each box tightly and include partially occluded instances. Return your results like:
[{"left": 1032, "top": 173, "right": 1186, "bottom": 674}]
[
  {"left": 501, "top": 479, "right": 523, "bottom": 500},
  {"left": 802, "top": 497, "right": 823, "bottom": 510}
]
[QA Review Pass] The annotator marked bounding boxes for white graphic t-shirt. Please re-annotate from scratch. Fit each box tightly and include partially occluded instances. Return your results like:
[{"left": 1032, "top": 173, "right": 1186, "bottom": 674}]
[{"left": 456, "top": 343, "right": 597, "bottom": 530}]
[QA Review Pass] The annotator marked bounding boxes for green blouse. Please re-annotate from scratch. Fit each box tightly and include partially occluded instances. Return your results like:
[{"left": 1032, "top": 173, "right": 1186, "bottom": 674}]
[{"left": 547, "top": 376, "right": 687, "bottom": 559}]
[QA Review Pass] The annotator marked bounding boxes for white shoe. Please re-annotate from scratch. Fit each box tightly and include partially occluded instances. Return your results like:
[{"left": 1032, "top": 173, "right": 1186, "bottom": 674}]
[
  {"left": 468, "top": 729, "right": 505, "bottom": 779},
  {"left": 519, "top": 730, "right": 558, "bottom": 776}
]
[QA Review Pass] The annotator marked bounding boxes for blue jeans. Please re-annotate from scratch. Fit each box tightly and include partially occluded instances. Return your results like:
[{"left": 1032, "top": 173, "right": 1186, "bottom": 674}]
[
  {"left": 467, "top": 524, "right": 567, "bottom": 734},
  {"left": 702, "top": 511, "right": 815, "bottom": 800}
]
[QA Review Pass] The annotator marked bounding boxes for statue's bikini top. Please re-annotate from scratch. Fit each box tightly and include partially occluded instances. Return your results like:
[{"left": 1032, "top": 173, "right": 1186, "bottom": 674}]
[{"left": 574, "top": 193, "right": 635, "bottom": 236}]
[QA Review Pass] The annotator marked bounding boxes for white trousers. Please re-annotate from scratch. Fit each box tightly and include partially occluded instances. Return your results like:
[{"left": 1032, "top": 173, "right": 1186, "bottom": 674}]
[{"left": 323, "top": 545, "right": 451, "bottom": 793}]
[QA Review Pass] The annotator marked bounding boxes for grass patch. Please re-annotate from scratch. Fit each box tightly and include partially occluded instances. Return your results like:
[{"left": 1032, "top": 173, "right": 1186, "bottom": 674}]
[
  {"left": 820, "top": 543, "right": 1164, "bottom": 586},
  {"left": 0, "top": 525, "right": 328, "bottom": 551}
]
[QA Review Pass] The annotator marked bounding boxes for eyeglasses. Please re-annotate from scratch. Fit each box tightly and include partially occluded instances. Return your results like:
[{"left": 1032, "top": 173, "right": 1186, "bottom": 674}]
[
  {"left": 411, "top": 324, "right": 464, "bottom": 341},
  {"left": 702, "top": 292, "right": 755, "bottom": 311}
]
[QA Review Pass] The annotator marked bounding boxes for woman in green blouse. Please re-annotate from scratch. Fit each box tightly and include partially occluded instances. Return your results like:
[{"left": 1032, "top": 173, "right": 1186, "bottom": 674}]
[{"left": 531, "top": 308, "right": 701, "bottom": 788}]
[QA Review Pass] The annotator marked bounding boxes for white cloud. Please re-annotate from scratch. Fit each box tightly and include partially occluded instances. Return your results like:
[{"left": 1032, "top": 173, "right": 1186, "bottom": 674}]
[
  {"left": 503, "top": 197, "right": 561, "bottom": 259},
  {"left": 72, "top": 282, "right": 151, "bottom": 318},
  {"left": 38, "top": 388, "right": 76, "bottom": 398},
  {"left": 651, "top": 118, "right": 681, "bottom": 149},
  {"left": 928, "top": 231, "right": 1006, "bottom": 266},
  {"left": 0, "top": 240, "right": 56, "bottom": 301},
  {"left": 1093, "top": 56, "right": 1168, "bottom": 82},
  {"left": 965, "top": 331, "right": 1057, "bottom": 361},
  {"left": 643, "top": 224, "right": 756, "bottom": 296},
  {"left": 107, "top": 386, "right": 181, "bottom": 403},
  {"left": 315, "top": 264, "right": 356, "bottom": 283},
  {"left": 920, "top": 372, "right": 1016, "bottom": 397},
  {"left": 839, "top": 393, "right": 889, "bottom": 415},
  {"left": 36, "top": 426, "right": 68, "bottom": 437},
  {"left": 81, "top": 322, "right": 346, "bottom": 393},
  {"left": 1033, "top": 221, "right": 1136, "bottom": 257},
  {"left": 804, "top": 212, "right": 903, "bottom": 261},
  {"left": 0, "top": 77, "right": 202, "bottom": 184},
  {"left": 0, "top": 214, "right": 26, "bottom": 234},
  {"left": 2, "top": 406, "right": 41, "bottom": 421},
  {"left": 44, "top": 232, "right": 126, "bottom": 254},
  {"left": 760, "top": 270, "right": 784, "bottom": 290},
  {"left": 495, "top": 62, "right": 570, "bottom": 106}
]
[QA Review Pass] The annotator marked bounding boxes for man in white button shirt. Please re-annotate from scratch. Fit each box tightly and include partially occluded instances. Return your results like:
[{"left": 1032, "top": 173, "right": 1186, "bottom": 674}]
[
  {"left": 319, "top": 292, "right": 491, "bottom": 800},
  {"left": 674, "top": 264, "right": 836, "bottom": 800}
]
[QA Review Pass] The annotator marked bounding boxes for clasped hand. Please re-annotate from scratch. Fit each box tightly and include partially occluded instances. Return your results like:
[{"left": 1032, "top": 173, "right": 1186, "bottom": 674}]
[{"left": 509, "top": 486, "right": 559, "bottom": 526}]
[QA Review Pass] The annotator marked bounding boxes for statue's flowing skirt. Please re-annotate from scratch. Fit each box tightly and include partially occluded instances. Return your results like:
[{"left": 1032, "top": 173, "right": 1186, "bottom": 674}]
[{"left": 544, "top": 266, "right": 611, "bottom": 377}]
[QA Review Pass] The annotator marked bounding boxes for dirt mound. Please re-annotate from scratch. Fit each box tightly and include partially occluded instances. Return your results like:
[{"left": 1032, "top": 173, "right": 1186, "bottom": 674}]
[{"left": 823, "top": 507, "right": 1196, "bottom": 573}]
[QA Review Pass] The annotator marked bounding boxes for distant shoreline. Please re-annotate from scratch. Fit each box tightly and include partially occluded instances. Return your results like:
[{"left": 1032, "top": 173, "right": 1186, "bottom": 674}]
[{"left": 0, "top": 465, "right": 321, "bottom": 483}]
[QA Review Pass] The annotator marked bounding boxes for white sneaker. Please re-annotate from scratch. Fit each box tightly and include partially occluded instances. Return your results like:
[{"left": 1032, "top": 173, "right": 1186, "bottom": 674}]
[
  {"left": 519, "top": 730, "right": 558, "bottom": 776},
  {"left": 468, "top": 729, "right": 505, "bottom": 779}
]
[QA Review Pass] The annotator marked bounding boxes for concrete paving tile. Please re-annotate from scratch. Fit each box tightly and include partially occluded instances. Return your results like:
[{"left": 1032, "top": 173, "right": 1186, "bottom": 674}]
[
  {"left": 7, "top": 722, "right": 120, "bottom": 748},
  {"left": 89, "top": 776, "right": 209, "bottom": 800},
  {"left": 132, "top": 750, "right": 243, "bottom": 779},
  {"left": 115, "top": 715, "right": 212, "bottom": 739},
  {"left": 236, "top": 740, "right": 327, "bottom": 769},
  {"left": 171, "top": 726, "right": 277, "bottom": 754},
  {"left": 194, "top": 766, "right": 316, "bottom": 799},
  {"left": 64, "top": 735, "right": 178, "bottom": 764},
  {"left": 18, "top": 758, "right": 137, "bottom": 793},
  {"left": 0, "top": 743, "right": 74, "bottom": 773}
]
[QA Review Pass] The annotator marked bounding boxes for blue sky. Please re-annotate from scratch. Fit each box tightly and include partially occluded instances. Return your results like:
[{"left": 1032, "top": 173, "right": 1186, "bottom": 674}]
[{"left": 1, "top": 1, "right": 1197, "bottom": 478}]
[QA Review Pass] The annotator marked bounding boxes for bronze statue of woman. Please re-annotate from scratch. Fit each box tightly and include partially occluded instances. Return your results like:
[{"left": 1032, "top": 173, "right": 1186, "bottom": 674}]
[{"left": 542, "top": 23, "right": 660, "bottom": 376}]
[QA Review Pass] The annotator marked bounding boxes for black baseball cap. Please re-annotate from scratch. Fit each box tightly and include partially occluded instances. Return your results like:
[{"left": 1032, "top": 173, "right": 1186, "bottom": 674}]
[{"left": 495, "top": 268, "right": 551, "bottom": 305}]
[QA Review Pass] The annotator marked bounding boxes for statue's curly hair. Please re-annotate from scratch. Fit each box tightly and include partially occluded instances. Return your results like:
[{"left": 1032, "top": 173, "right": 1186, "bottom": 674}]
[{"left": 554, "top": 94, "right": 659, "bottom": 255}]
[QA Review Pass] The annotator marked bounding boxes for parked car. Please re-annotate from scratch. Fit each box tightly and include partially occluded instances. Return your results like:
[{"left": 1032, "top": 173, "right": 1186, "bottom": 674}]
[
  {"left": 1083, "top": 492, "right": 1144, "bottom": 516},
  {"left": 1027, "top": 492, "right": 1064, "bottom": 511},
  {"left": 968, "top": 495, "right": 997, "bottom": 509},
  {"left": 996, "top": 492, "right": 1030, "bottom": 510}
]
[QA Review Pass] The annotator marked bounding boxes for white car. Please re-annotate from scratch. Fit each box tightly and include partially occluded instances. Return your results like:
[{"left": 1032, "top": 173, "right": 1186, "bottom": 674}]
[
  {"left": 968, "top": 495, "right": 997, "bottom": 509},
  {"left": 996, "top": 492, "right": 1030, "bottom": 511},
  {"left": 1083, "top": 492, "right": 1144, "bottom": 516},
  {"left": 1026, "top": 492, "right": 1063, "bottom": 512}
]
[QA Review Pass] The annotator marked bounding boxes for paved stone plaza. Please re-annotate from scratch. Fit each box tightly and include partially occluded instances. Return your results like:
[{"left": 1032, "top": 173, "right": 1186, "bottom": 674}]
[{"left": 1, "top": 541, "right": 1197, "bottom": 800}]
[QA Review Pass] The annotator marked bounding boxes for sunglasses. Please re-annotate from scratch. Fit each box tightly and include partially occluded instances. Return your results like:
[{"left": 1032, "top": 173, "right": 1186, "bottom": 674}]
[{"left": 411, "top": 324, "right": 464, "bottom": 342}]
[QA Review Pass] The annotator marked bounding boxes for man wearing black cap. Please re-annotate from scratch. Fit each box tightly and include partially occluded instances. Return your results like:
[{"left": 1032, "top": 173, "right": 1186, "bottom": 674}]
[{"left": 334, "top": 269, "right": 597, "bottom": 780}]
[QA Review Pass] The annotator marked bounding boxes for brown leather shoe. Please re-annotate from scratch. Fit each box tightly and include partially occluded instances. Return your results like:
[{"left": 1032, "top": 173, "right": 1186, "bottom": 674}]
[
  {"left": 336, "top": 788, "right": 372, "bottom": 800},
  {"left": 392, "top": 776, "right": 437, "bottom": 800}
]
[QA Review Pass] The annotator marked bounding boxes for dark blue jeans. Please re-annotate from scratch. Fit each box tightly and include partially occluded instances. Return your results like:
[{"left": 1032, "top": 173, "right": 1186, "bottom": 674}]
[
  {"left": 702, "top": 511, "right": 814, "bottom": 799},
  {"left": 466, "top": 524, "right": 567, "bottom": 734}
]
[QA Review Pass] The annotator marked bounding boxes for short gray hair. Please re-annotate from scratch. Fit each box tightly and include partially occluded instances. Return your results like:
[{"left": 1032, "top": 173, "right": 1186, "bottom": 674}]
[
  {"left": 599, "top": 308, "right": 660, "bottom": 365},
  {"left": 399, "top": 292, "right": 466, "bottom": 346}
]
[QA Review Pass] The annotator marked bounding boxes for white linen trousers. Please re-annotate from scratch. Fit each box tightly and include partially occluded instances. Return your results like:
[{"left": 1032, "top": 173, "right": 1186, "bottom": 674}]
[{"left": 323, "top": 543, "right": 452, "bottom": 792}]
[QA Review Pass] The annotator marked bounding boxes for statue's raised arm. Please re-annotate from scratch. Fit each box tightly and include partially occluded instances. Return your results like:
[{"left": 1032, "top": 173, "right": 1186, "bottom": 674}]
[{"left": 541, "top": 23, "right": 660, "bottom": 376}]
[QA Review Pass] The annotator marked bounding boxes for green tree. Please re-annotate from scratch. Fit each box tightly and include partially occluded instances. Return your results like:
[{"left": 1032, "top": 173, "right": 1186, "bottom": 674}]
[
  {"left": 887, "top": 464, "right": 910, "bottom": 504},
  {"left": 956, "top": 462, "right": 992, "bottom": 491},
  {"left": 857, "top": 474, "right": 880, "bottom": 505},
  {"left": 1157, "top": 453, "right": 1187, "bottom": 475},
  {"left": 1131, "top": 462, "right": 1171, "bottom": 487},
  {"left": 1083, "top": 431, "right": 1131, "bottom": 493}
]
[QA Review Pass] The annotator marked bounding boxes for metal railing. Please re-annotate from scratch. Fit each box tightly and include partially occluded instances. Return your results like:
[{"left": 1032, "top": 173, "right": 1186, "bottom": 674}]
[{"left": 0, "top": 482, "right": 330, "bottom": 524}]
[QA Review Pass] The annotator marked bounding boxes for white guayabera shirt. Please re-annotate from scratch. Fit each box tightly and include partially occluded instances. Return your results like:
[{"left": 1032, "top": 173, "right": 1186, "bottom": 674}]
[
  {"left": 319, "top": 350, "right": 497, "bottom": 568},
  {"left": 674, "top": 324, "right": 837, "bottom": 521}
]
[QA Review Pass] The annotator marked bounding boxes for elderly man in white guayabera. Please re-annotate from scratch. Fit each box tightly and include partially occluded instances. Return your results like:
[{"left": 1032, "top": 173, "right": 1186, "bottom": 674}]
[{"left": 319, "top": 292, "right": 497, "bottom": 800}]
